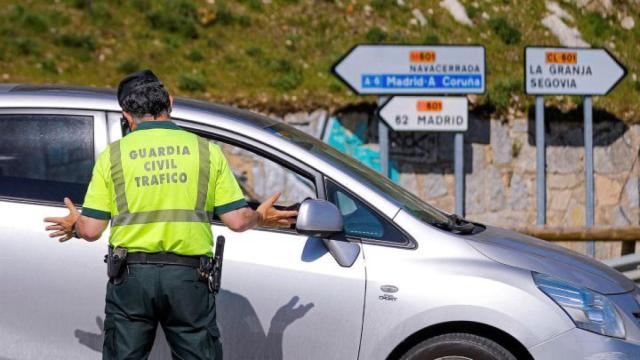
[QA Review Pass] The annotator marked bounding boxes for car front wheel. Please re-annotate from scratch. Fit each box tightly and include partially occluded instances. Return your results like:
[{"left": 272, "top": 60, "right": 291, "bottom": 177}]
[{"left": 400, "top": 333, "right": 517, "bottom": 360}]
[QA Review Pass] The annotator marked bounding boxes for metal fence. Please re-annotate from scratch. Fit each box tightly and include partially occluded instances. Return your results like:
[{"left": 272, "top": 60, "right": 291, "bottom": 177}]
[{"left": 603, "top": 253, "right": 640, "bottom": 282}]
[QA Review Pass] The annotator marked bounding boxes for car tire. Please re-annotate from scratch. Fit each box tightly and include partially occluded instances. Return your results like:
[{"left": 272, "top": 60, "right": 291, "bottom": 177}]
[{"left": 399, "top": 333, "right": 517, "bottom": 360}]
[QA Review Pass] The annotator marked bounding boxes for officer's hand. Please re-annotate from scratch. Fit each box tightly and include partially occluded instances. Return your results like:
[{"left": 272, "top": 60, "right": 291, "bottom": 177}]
[
  {"left": 257, "top": 192, "right": 298, "bottom": 228},
  {"left": 44, "top": 197, "right": 80, "bottom": 242}
]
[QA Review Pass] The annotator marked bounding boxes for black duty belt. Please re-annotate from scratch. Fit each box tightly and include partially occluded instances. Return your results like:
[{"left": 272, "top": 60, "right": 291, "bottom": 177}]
[{"left": 127, "top": 252, "right": 204, "bottom": 267}]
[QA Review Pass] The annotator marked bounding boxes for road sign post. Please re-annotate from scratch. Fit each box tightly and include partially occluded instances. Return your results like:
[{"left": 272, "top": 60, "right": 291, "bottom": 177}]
[
  {"left": 535, "top": 96, "right": 545, "bottom": 226},
  {"left": 454, "top": 132, "right": 464, "bottom": 216},
  {"left": 525, "top": 46, "right": 626, "bottom": 257},
  {"left": 333, "top": 45, "right": 484, "bottom": 215},
  {"left": 378, "top": 97, "right": 389, "bottom": 177},
  {"left": 584, "top": 96, "right": 595, "bottom": 257}
]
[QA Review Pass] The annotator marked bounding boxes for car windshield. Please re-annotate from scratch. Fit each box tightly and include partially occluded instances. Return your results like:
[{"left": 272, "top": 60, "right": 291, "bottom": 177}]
[{"left": 266, "top": 123, "right": 449, "bottom": 225}]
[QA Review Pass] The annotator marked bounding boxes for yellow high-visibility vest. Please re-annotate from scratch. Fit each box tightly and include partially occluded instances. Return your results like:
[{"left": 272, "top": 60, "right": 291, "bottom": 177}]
[{"left": 82, "top": 120, "right": 246, "bottom": 256}]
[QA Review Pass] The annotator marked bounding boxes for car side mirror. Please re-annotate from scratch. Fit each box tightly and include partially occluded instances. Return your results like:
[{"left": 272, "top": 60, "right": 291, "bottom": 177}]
[{"left": 296, "top": 199, "right": 343, "bottom": 237}]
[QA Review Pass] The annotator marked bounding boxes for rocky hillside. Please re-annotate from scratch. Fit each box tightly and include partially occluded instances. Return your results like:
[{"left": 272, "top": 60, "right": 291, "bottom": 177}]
[{"left": 0, "top": 0, "right": 639, "bottom": 121}]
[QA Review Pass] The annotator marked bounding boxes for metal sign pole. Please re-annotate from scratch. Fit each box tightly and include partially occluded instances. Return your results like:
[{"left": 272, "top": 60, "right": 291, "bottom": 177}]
[
  {"left": 536, "top": 96, "right": 546, "bottom": 225},
  {"left": 454, "top": 132, "right": 464, "bottom": 216},
  {"left": 584, "top": 96, "right": 595, "bottom": 257},
  {"left": 378, "top": 96, "right": 389, "bottom": 177}
]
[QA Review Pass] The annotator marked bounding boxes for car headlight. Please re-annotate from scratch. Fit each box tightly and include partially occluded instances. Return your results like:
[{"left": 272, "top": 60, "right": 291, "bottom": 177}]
[{"left": 533, "top": 273, "right": 625, "bottom": 339}]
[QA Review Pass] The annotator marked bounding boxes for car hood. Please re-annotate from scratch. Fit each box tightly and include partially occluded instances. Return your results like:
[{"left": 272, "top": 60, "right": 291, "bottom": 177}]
[{"left": 465, "top": 225, "right": 635, "bottom": 294}]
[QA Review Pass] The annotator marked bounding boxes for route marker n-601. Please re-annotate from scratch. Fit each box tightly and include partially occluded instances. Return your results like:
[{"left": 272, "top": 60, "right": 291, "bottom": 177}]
[
  {"left": 332, "top": 45, "right": 486, "bottom": 95},
  {"left": 378, "top": 96, "right": 468, "bottom": 132}
]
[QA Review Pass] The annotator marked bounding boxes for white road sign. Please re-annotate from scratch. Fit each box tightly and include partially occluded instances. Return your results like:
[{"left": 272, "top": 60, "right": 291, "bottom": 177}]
[
  {"left": 378, "top": 96, "right": 468, "bottom": 132},
  {"left": 525, "top": 47, "right": 626, "bottom": 95},
  {"left": 332, "top": 45, "right": 485, "bottom": 95}
]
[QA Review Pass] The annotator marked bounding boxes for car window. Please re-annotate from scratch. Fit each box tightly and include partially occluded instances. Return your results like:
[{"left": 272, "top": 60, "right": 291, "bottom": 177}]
[
  {"left": 0, "top": 114, "right": 94, "bottom": 203},
  {"left": 326, "top": 179, "right": 408, "bottom": 243},
  {"left": 210, "top": 139, "right": 316, "bottom": 207}
]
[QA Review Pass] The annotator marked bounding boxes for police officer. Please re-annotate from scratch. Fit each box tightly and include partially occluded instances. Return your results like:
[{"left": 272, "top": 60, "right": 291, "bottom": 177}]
[{"left": 44, "top": 70, "right": 298, "bottom": 359}]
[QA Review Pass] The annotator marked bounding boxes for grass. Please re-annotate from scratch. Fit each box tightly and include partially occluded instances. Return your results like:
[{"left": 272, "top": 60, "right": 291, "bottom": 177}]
[
  {"left": 0, "top": 0, "right": 638, "bottom": 122},
  {"left": 178, "top": 72, "right": 208, "bottom": 92},
  {"left": 366, "top": 27, "right": 388, "bottom": 43},
  {"left": 489, "top": 17, "right": 522, "bottom": 45}
]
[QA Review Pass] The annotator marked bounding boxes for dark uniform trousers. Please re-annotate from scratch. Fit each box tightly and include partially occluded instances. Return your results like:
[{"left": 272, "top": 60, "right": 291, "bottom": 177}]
[{"left": 102, "top": 264, "right": 222, "bottom": 359}]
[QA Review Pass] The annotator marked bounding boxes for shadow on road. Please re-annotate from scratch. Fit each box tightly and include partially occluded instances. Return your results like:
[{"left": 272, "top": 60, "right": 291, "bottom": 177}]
[{"left": 75, "top": 292, "right": 314, "bottom": 360}]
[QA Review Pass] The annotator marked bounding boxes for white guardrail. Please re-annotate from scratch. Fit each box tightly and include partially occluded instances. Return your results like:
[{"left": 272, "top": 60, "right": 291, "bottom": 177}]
[{"left": 603, "top": 253, "right": 640, "bottom": 282}]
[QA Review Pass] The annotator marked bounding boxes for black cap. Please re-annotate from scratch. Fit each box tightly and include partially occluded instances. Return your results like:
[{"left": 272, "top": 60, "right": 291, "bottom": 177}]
[{"left": 117, "top": 69, "right": 164, "bottom": 106}]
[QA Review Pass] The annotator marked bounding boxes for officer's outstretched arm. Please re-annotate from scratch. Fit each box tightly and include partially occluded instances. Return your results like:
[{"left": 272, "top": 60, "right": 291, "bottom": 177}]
[
  {"left": 219, "top": 192, "right": 298, "bottom": 232},
  {"left": 44, "top": 197, "right": 108, "bottom": 242},
  {"left": 75, "top": 216, "right": 109, "bottom": 241}
]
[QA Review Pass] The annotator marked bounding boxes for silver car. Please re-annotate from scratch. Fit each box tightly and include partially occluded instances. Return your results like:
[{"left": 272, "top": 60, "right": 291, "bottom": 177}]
[{"left": 0, "top": 85, "right": 639, "bottom": 360}]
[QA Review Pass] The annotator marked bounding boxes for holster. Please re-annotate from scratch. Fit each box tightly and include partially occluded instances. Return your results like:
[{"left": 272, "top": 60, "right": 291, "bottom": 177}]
[
  {"left": 198, "top": 235, "right": 226, "bottom": 294},
  {"left": 197, "top": 257, "right": 216, "bottom": 293},
  {"left": 104, "top": 246, "right": 128, "bottom": 285}
]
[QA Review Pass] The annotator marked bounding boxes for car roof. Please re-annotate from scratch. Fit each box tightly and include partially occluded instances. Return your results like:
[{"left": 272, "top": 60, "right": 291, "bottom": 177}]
[
  {"left": 0, "top": 84, "right": 278, "bottom": 129},
  {"left": 0, "top": 84, "right": 405, "bottom": 219}
]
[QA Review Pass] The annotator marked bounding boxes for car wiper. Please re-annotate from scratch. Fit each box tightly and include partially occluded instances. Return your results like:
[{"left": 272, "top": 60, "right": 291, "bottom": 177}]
[{"left": 433, "top": 214, "right": 476, "bottom": 234}]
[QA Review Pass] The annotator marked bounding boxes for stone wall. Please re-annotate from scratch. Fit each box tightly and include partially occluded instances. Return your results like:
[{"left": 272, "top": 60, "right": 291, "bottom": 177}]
[{"left": 274, "top": 107, "right": 640, "bottom": 259}]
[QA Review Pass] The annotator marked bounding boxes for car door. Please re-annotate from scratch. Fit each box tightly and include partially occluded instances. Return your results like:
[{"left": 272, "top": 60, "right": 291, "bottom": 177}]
[
  {"left": 0, "top": 109, "right": 109, "bottom": 360},
  {"left": 190, "top": 126, "right": 367, "bottom": 360}
]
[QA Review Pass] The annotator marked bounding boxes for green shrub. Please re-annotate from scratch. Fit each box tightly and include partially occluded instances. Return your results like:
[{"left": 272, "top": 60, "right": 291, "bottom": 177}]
[
  {"left": 216, "top": 5, "right": 235, "bottom": 25},
  {"left": 465, "top": 4, "right": 479, "bottom": 20},
  {"left": 178, "top": 73, "right": 207, "bottom": 92},
  {"left": 15, "top": 38, "right": 40, "bottom": 55},
  {"left": 237, "top": 14, "right": 252, "bottom": 27},
  {"left": 371, "top": 0, "right": 390, "bottom": 11},
  {"left": 41, "top": 59, "right": 58, "bottom": 74},
  {"left": 186, "top": 49, "right": 205, "bottom": 62},
  {"left": 328, "top": 80, "right": 343, "bottom": 93},
  {"left": 146, "top": 1, "right": 199, "bottom": 38},
  {"left": 583, "top": 12, "right": 613, "bottom": 38},
  {"left": 116, "top": 58, "right": 140, "bottom": 74},
  {"left": 9, "top": 5, "right": 49, "bottom": 32},
  {"left": 222, "top": 54, "right": 238, "bottom": 65},
  {"left": 270, "top": 71, "right": 303, "bottom": 91},
  {"left": 486, "top": 78, "right": 522, "bottom": 112},
  {"left": 239, "top": 0, "right": 263, "bottom": 12},
  {"left": 90, "top": 2, "right": 113, "bottom": 25},
  {"left": 46, "top": 10, "right": 71, "bottom": 27},
  {"left": 56, "top": 33, "right": 96, "bottom": 51},
  {"left": 265, "top": 58, "right": 293, "bottom": 73},
  {"left": 245, "top": 47, "right": 263, "bottom": 57},
  {"left": 163, "top": 34, "right": 184, "bottom": 50},
  {"left": 366, "top": 27, "right": 387, "bottom": 43},
  {"left": 131, "top": 0, "right": 149, "bottom": 11},
  {"left": 511, "top": 139, "right": 522, "bottom": 158},
  {"left": 423, "top": 34, "right": 440, "bottom": 44},
  {"left": 71, "top": 0, "right": 91, "bottom": 9},
  {"left": 489, "top": 17, "right": 521, "bottom": 45}
]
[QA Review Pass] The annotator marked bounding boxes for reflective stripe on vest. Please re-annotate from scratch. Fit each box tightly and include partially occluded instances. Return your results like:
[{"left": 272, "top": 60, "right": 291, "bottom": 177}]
[
  {"left": 109, "top": 137, "right": 212, "bottom": 226},
  {"left": 111, "top": 209, "right": 215, "bottom": 226},
  {"left": 110, "top": 141, "right": 129, "bottom": 214},
  {"left": 195, "top": 136, "right": 210, "bottom": 211}
]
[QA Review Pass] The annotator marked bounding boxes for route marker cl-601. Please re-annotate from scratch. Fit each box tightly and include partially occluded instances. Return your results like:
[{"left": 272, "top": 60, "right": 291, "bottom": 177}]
[{"left": 525, "top": 47, "right": 626, "bottom": 95}]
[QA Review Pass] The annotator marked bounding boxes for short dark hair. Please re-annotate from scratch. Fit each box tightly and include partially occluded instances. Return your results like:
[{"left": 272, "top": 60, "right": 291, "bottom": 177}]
[{"left": 120, "top": 80, "right": 171, "bottom": 120}]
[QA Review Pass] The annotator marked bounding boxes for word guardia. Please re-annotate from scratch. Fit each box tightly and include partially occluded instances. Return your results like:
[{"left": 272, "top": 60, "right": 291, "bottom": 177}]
[{"left": 129, "top": 145, "right": 191, "bottom": 187}]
